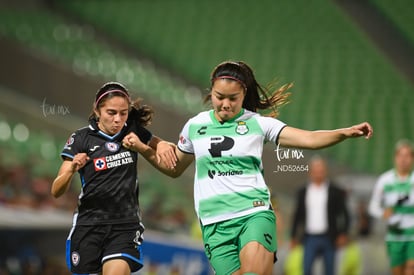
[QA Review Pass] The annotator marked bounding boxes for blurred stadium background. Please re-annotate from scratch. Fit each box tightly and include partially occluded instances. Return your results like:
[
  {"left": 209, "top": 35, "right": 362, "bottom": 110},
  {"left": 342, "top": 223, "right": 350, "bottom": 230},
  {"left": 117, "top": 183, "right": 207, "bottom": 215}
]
[{"left": 0, "top": 0, "right": 413, "bottom": 274}]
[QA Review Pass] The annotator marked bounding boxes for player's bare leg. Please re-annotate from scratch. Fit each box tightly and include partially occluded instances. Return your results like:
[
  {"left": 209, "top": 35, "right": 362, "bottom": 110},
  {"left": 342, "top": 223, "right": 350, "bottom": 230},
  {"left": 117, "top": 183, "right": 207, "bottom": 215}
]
[
  {"left": 102, "top": 259, "right": 130, "bottom": 275},
  {"left": 404, "top": 260, "right": 414, "bottom": 275},
  {"left": 232, "top": 241, "right": 274, "bottom": 275}
]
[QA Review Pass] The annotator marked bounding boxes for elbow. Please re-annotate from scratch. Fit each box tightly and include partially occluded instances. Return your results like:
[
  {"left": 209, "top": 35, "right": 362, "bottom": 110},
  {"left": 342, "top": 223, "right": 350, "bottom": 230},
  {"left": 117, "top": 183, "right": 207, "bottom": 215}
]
[
  {"left": 51, "top": 182, "right": 65, "bottom": 198},
  {"left": 170, "top": 174, "right": 180, "bottom": 179},
  {"left": 367, "top": 205, "right": 380, "bottom": 219},
  {"left": 51, "top": 188, "right": 62, "bottom": 198},
  {"left": 165, "top": 169, "right": 183, "bottom": 178},
  {"left": 172, "top": 171, "right": 183, "bottom": 178}
]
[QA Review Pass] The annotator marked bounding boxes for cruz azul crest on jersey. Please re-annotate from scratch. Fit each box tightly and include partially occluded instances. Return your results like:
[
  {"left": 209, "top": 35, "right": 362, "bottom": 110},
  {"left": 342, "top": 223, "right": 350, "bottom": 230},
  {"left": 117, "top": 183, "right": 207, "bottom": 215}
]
[
  {"left": 235, "top": 121, "right": 249, "bottom": 135},
  {"left": 105, "top": 142, "right": 120, "bottom": 152},
  {"left": 94, "top": 157, "right": 107, "bottom": 171}
]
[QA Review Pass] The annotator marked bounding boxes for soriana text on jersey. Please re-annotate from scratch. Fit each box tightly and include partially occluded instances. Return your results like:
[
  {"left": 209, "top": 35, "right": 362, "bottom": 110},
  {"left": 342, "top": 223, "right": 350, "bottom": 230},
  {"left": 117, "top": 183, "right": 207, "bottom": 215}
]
[{"left": 94, "top": 151, "right": 133, "bottom": 171}]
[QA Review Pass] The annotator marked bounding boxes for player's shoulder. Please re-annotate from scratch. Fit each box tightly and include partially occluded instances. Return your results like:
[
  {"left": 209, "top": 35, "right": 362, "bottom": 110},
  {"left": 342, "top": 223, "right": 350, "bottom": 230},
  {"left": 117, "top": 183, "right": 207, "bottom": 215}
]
[
  {"left": 65, "top": 125, "right": 96, "bottom": 144},
  {"left": 381, "top": 169, "right": 394, "bottom": 178},
  {"left": 187, "top": 110, "right": 212, "bottom": 124},
  {"left": 62, "top": 125, "right": 89, "bottom": 148},
  {"left": 72, "top": 125, "right": 93, "bottom": 136},
  {"left": 377, "top": 169, "right": 396, "bottom": 184},
  {"left": 239, "top": 109, "right": 258, "bottom": 119},
  {"left": 239, "top": 109, "right": 285, "bottom": 125}
]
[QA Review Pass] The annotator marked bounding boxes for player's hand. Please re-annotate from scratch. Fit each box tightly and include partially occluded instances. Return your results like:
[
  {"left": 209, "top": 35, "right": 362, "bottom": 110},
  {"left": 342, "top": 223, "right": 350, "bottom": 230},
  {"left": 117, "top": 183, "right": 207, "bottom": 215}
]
[
  {"left": 383, "top": 208, "right": 393, "bottom": 219},
  {"left": 122, "top": 132, "right": 145, "bottom": 152},
  {"left": 72, "top": 153, "right": 90, "bottom": 172},
  {"left": 156, "top": 141, "right": 177, "bottom": 169},
  {"left": 345, "top": 122, "right": 373, "bottom": 139}
]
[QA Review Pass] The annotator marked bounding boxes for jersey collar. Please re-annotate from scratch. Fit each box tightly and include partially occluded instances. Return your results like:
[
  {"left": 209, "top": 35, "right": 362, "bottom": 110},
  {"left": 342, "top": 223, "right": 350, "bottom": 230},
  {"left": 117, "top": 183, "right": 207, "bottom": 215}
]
[
  {"left": 88, "top": 118, "right": 125, "bottom": 140},
  {"left": 210, "top": 108, "right": 245, "bottom": 125},
  {"left": 393, "top": 169, "right": 414, "bottom": 182}
]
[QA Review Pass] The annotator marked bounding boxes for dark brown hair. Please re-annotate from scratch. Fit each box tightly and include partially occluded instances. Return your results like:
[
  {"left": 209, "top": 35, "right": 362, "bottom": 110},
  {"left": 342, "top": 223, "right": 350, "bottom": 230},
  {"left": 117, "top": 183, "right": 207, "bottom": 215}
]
[{"left": 89, "top": 82, "right": 153, "bottom": 126}]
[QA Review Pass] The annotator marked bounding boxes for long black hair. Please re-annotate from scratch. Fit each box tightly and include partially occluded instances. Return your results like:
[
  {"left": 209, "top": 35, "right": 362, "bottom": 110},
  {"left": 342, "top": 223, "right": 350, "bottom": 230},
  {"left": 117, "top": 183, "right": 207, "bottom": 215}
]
[{"left": 206, "top": 61, "right": 292, "bottom": 118}]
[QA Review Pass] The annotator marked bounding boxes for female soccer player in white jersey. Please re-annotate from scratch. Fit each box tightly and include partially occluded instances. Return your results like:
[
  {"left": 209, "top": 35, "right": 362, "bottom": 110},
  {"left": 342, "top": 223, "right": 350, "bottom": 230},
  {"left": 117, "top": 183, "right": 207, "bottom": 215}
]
[
  {"left": 123, "top": 61, "right": 373, "bottom": 275},
  {"left": 369, "top": 140, "right": 414, "bottom": 275},
  {"left": 51, "top": 82, "right": 174, "bottom": 275}
]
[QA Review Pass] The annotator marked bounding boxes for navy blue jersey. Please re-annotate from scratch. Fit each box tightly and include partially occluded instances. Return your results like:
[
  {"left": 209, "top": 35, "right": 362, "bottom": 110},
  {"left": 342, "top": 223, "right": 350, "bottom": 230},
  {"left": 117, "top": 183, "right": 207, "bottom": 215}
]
[{"left": 61, "top": 118, "right": 152, "bottom": 225}]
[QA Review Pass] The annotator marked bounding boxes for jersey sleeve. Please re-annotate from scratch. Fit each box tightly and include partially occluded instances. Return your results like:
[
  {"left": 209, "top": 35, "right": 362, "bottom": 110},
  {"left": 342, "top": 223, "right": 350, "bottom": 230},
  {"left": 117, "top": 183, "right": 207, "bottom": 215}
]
[
  {"left": 136, "top": 125, "right": 152, "bottom": 145},
  {"left": 177, "top": 119, "right": 194, "bottom": 154},
  {"left": 127, "top": 108, "right": 153, "bottom": 144},
  {"left": 61, "top": 130, "right": 84, "bottom": 160},
  {"left": 258, "top": 116, "right": 287, "bottom": 143},
  {"left": 368, "top": 175, "right": 386, "bottom": 218}
]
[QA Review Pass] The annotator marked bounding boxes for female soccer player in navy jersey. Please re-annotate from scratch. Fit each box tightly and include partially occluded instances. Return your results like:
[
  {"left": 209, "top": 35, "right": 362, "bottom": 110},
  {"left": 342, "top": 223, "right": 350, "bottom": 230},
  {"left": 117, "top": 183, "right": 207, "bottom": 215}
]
[{"left": 51, "top": 82, "right": 174, "bottom": 275}]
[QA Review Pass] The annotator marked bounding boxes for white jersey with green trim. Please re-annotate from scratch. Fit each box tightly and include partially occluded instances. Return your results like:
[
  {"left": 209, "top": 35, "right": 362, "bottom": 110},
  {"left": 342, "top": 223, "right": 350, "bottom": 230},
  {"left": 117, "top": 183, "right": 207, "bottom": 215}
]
[
  {"left": 178, "top": 109, "right": 286, "bottom": 225},
  {"left": 369, "top": 169, "right": 414, "bottom": 242}
]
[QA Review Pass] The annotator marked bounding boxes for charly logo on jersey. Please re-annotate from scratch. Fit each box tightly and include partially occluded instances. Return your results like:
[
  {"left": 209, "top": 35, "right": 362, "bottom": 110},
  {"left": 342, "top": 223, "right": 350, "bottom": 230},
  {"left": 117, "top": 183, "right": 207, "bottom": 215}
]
[
  {"left": 71, "top": 252, "right": 80, "bottom": 266},
  {"left": 207, "top": 169, "right": 243, "bottom": 179},
  {"left": 93, "top": 151, "right": 134, "bottom": 171},
  {"left": 235, "top": 121, "right": 249, "bottom": 135},
  {"left": 197, "top": 126, "right": 207, "bottom": 135},
  {"left": 105, "top": 142, "right": 120, "bottom": 152}
]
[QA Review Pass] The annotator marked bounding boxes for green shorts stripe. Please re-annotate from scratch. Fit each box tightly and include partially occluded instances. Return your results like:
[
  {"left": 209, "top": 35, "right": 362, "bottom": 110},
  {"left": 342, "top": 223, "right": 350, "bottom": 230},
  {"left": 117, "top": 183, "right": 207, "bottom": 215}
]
[{"left": 201, "top": 210, "right": 277, "bottom": 274}]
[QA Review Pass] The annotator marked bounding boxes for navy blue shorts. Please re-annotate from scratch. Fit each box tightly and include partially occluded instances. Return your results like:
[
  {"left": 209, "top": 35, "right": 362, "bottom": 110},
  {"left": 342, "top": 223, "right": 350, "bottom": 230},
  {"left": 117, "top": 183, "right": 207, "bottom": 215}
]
[{"left": 66, "top": 223, "right": 144, "bottom": 274}]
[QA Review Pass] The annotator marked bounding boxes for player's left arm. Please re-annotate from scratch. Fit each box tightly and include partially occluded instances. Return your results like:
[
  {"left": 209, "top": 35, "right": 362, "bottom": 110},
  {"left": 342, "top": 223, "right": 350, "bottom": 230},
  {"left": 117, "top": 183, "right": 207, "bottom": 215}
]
[
  {"left": 147, "top": 135, "right": 178, "bottom": 169},
  {"left": 123, "top": 132, "right": 187, "bottom": 177},
  {"left": 278, "top": 122, "right": 373, "bottom": 149}
]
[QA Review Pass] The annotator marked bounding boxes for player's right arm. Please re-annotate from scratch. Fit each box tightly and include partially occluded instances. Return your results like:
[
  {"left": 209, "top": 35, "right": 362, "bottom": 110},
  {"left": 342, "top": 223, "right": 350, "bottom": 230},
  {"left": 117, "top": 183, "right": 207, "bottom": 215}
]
[
  {"left": 51, "top": 153, "right": 89, "bottom": 198},
  {"left": 368, "top": 177, "right": 385, "bottom": 219},
  {"left": 122, "top": 132, "right": 193, "bottom": 177}
]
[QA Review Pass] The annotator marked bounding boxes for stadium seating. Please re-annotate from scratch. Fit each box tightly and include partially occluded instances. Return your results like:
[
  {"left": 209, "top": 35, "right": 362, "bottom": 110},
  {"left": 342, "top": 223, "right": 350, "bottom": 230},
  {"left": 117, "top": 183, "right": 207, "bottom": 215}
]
[
  {"left": 0, "top": 1, "right": 413, "bottom": 174},
  {"left": 50, "top": 0, "right": 414, "bottom": 174},
  {"left": 1, "top": 2, "right": 411, "bottom": 273},
  {"left": 370, "top": 0, "right": 414, "bottom": 45},
  {"left": 0, "top": 8, "right": 204, "bottom": 115}
]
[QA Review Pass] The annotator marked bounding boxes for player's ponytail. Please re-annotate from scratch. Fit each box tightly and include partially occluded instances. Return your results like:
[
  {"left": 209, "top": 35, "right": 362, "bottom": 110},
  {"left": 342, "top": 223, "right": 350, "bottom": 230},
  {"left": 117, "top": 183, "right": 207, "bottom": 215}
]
[{"left": 129, "top": 99, "right": 153, "bottom": 127}]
